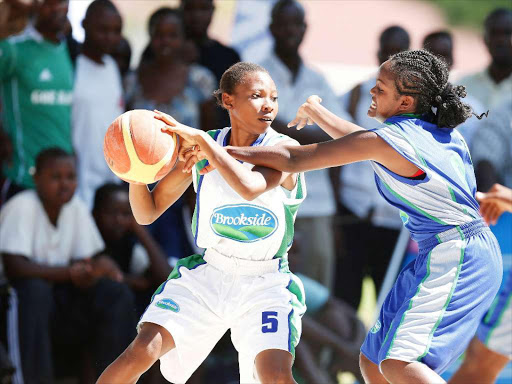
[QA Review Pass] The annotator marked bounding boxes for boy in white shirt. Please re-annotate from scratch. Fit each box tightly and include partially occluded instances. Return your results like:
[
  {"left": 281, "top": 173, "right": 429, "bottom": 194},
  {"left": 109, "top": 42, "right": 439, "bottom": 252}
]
[{"left": 0, "top": 148, "right": 136, "bottom": 383}]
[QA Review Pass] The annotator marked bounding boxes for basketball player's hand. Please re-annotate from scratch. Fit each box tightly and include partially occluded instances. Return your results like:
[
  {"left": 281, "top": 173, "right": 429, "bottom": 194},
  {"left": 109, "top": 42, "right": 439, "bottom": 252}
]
[
  {"left": 181, "top": 145, "right": 209, "bottom": 173},
  {"left": 476, "top": 183, "right": 512, "bottom": 225},
  {"left": 288, "top": 95, "right": 322, "bottom": 130}
]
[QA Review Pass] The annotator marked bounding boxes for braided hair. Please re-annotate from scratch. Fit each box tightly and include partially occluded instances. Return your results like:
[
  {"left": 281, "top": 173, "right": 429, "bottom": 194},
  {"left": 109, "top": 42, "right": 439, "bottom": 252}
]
[{"left": 387, "top": 50, "right": 477, "bottom": 128}]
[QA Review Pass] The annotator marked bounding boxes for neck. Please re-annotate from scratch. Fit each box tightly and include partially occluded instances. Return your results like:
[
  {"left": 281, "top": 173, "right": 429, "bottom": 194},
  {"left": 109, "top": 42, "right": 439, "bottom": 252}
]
[
  {"left": 41, "top": 200, "right": 63, "bottom": 227},
  {"left": 152, "top": 56, "right": 181, "bottom": 70},
  {"left": 35, "top": 23, "right": 60, "bottom": 44},
  {"left": 188, "top": 34, "right": 209, "bottom": 46},
  {"left": 81, "top": 41, "right": 104, "bottom": 64},
  {"left": 275, "top": 48, "right": 301, "bottom": 79},
  {"left": 488, "top": 62, "right": 512, "bottom": 84},
  {"left": 229, "top": 124, "right": 261, "bottom": 147}
]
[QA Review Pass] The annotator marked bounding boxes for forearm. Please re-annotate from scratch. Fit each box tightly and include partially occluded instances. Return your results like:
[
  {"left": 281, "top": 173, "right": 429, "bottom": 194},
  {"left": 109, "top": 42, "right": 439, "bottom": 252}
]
[
  {"left": 2, "top": 254, "right": 70, "bottom": 282},
  {"left": 304, "top": 101, "right": 364, "bottom": 139},
  {"left": 199, "top": 135, "right": 272, "bottom": 200},
  {"left": 129, "top": 184, "right": 156, "bottom": 225},
  {"left": 227, "top": 144, "right": 319, "bottom": 173}
]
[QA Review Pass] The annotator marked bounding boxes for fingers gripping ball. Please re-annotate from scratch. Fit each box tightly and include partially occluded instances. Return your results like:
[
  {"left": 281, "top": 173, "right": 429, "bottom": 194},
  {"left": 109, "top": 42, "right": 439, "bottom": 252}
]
[{"left": 104, "top": 110, "right": 179, "bottom": 184}]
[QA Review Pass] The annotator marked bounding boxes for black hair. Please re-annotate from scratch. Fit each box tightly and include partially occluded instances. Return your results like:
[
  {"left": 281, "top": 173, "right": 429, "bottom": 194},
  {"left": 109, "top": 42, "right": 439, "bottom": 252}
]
[
  {"left": 213, "top": 62, "right": 269, "bottom": 107},
  {"left": 422, "top": 31, "right": 452, "bottom": 49},
  {"left": 388, "top": 49, "right": 479, "bottom": 128},
  {"left": 84, "top": 0, "right": 118, "bottom": 20},
  {"left": 93, "top": 182, "right": 127, "bottom": 211},
  {"left": 148, "top": 7, "right": 182, "bottom": 36},
  {"left": 379, "top": 25, "right": 410, "bottom": 49},
  {"left": 35, "top": 147, "right": 74, "bottom": 173},
  {"left": 485, "top": 8, "right": 512, "bottom": 30},
  {"left": 271, "top": 0, "right": 305, "bottom": 22}
]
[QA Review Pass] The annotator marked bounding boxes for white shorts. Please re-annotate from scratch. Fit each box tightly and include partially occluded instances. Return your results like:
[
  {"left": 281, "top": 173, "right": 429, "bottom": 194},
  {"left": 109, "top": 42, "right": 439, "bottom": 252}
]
[{"left": 138, "top": 249, "right": 306, "bottom": 383}]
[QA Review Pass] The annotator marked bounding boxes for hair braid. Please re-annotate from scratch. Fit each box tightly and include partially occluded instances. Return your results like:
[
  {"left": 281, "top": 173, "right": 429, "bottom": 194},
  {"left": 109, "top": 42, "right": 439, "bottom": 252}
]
[{"left": 388, "top": 50, "right": 475, "bottom": 128}]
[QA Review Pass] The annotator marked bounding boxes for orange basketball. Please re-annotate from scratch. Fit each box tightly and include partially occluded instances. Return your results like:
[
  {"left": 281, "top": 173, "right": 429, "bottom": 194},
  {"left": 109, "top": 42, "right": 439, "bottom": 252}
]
[{"left": 103, "top": 109, "right": 179, "bottom": 184}]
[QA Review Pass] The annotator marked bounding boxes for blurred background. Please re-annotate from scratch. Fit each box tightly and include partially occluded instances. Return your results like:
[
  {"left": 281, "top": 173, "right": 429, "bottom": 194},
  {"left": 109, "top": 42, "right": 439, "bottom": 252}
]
[
  {"left": 0, "top": 0, "right": 511, "bottom": 383},
  {"left": 68, "top": 0, "right": 510, "bottom": 92}
]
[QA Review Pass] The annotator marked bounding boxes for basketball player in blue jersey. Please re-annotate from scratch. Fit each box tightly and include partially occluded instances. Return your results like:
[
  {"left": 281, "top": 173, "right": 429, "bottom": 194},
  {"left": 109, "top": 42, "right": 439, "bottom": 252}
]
[
  {"left": 224, "top": 50, "right": 502, "bottom": 384},
  {"left": 97, "top": 62, "right": 306, "bottom": 384}
]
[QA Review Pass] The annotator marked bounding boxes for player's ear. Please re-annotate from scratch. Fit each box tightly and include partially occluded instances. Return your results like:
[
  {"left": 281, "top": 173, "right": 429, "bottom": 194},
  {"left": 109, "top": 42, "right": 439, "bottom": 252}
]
[
  {"left": 398, "top": 95, "right": 415, "bottom": 113},
  {"left": 222, "top": 93, "right": 234, "bottom": 110}
]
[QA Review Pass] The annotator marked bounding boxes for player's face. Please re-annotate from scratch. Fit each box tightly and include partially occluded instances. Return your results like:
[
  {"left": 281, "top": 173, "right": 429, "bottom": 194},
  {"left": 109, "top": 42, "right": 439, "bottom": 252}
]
[
  {"left": 84, "top": 8, "right": 122, "bottom": 56},
  {"left": 150, "top": 15, "right": 184, "bottom": 61},
  {"left": 368, "top": 61, "right": 404, "bottom": 122},
  {"left": 34, "top": 157, "right": 77, "bottom": 207},
  {"left": 228, "top": 71, "right": 279, "bottom": 135},
  {"left": 94, "top": 191, "right": 132, "bottom": 243}
]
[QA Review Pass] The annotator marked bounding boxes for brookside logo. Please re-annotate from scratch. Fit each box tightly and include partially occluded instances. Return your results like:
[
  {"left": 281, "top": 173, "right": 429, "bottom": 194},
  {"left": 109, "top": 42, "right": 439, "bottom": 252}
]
[
  {"left": 155, "top": 298, "right": 180, "bottom": 312},
  {"left": 210, "top": 204, "right": 278, "bottom": 242}
]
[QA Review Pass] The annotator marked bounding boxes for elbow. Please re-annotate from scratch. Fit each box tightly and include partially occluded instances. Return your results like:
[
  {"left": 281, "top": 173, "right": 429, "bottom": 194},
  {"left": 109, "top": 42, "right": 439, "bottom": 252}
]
[
  {"left": 133, "top": 214, "right": 156, "bottom": 226},
  {"left": 239, "top": 188, "right": 259, "bottom": 201},
  {"left": 238, "top": 181, "right": 261, "bottom": 201}
]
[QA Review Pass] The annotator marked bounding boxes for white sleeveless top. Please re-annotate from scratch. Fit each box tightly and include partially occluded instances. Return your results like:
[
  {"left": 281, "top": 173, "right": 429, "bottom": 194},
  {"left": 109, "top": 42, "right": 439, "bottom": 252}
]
[{"left": 191, "top": 127, "right": 306, "bottom": 262}]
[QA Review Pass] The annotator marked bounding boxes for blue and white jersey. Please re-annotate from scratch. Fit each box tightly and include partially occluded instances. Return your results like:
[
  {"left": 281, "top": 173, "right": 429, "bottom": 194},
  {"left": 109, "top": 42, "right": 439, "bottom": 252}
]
[
  {"left": 191, "top": 127, "right": 306, "bottom": 262},
  {"left": 370, "top": 115, "right": 480, "bottom": 242}
]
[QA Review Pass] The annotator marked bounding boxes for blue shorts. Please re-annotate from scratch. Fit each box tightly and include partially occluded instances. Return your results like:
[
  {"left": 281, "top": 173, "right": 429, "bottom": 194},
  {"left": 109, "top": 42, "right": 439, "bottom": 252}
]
[
  {"left": 361, "top": 219, "right": 502, "bottom": 374},
  {"left": 477, "top": 267, "right": 512, "bottom": 359}
]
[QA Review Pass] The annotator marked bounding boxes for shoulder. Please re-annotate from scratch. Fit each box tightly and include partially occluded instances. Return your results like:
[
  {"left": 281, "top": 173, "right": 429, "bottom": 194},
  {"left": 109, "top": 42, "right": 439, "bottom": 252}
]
[
  {"left": 0, "top": 190, "right": 40, "bottom": 222},
  {"left": 263, "top": 128, "right": 299, "bottom": 147}
]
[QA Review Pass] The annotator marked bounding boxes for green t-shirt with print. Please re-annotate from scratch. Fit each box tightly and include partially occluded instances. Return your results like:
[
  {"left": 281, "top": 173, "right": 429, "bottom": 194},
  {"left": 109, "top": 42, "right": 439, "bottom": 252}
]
[{"left": 0, "top": 27, "right": 73, "bottom": 188}]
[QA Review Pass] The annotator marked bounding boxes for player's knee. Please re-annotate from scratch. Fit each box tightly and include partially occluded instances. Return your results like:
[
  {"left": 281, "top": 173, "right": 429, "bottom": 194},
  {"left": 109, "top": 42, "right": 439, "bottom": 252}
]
[
  {"left": 128, "top": 328, "right": 165, "bottom": 363},
  {"left": 257, "top": 368, "right": 294, "bottom": 384}
]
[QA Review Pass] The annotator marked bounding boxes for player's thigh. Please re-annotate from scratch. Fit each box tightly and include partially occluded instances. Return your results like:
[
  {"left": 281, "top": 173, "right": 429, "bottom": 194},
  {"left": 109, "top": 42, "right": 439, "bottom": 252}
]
[
  {"left": 232, "top": 272, "right": 305, "bottom": 382},
  {"left": 359, "top": 352, "right": 388, "bottom": 384},
  {"left": 254, "top": 349, "right": 294, "bottom": 383}
]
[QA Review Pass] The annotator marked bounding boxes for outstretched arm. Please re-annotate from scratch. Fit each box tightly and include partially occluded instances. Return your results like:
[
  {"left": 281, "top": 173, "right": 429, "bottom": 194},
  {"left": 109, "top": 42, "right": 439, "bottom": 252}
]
[
  {"left": 289, "top": 96, "right": 364, "bottom": 139},
  {"left": 227, "top": 129, "right": 421, "bottom": 177}
]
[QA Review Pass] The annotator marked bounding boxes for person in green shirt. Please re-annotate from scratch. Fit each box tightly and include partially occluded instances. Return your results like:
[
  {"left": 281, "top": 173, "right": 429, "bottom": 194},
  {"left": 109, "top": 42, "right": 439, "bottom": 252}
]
[{"left": 0, "top": 0, "right": 73, "bottom": 194}]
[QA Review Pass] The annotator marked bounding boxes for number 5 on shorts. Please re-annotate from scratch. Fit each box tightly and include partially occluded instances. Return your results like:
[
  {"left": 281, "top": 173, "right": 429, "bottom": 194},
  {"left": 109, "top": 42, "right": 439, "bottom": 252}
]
[{"left": 262, "top": 311, "right": 278, "bottom": 333}]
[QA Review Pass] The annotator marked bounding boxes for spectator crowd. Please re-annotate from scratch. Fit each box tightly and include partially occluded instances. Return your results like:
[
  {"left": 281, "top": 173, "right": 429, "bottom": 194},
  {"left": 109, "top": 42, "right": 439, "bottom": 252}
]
[{"left": 0, "top": 0, "right": 510, "bottom": 383}]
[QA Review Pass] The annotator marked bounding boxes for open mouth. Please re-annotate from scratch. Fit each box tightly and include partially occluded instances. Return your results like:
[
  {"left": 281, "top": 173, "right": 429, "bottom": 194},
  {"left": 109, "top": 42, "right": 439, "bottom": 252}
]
[
  {"left": 258, "top": 117, "right": 273, "bottom": 123},
  {"left": 369, "top": 100, "right": 377, "bottom": 110}
]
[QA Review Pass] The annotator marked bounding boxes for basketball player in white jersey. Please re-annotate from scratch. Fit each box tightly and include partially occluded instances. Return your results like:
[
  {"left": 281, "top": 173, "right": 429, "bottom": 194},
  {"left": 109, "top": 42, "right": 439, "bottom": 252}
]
[{"left": 97, "top": 62, "right": 307, "bottom": 384}]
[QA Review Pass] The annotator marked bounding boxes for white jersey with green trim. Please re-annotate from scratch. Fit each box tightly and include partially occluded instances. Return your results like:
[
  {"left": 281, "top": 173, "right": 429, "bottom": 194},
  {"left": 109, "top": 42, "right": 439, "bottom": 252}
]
[{"left": 191, "top": 127, "right": 306, "bottom": 262}]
